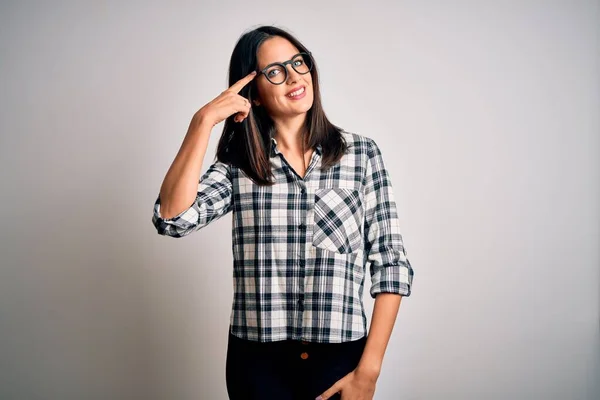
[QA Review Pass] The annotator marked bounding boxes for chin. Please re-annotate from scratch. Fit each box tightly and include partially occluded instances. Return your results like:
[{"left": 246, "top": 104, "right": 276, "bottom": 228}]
[
  {"left": 290, "top": 105, "right": 312, "bottom": 116},
  {"left": 296, "top": 97, "right": 314, "bottom": 112}
]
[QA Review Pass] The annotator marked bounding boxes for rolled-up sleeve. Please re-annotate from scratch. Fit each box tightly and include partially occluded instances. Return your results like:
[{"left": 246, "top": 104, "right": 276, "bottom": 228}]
[
  {"left": 363, "top": 138, "right": 414, "bottom": 298},
  {"left": 152, "top": 160, "right": 234, "bottom": 238}
]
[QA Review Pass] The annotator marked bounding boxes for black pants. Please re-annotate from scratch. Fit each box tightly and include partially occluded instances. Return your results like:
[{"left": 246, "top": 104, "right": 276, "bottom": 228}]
[{"left": 226, "top": 330, "right": 368, "bottom": 400}]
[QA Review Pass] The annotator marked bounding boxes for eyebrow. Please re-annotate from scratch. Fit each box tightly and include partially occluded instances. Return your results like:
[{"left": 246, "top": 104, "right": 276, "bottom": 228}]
[{"left": 260, "top": 52, "right": 302, "bottom": 70}]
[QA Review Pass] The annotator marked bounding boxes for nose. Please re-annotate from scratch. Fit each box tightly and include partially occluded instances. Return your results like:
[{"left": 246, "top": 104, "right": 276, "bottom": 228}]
[{"left": 285, "top": 63, "right": 302, "bottom": 84}]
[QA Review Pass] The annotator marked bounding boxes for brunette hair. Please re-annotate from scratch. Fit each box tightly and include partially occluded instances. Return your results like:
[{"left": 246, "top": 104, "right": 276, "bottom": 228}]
[{"left": 215, "top": 25, "right": 348, "bottom": 185}]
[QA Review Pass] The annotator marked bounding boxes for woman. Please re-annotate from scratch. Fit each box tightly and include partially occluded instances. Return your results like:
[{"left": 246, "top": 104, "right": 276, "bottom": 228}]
[{"left": 152, "top": 25, "right": 414, "bottom": 400}]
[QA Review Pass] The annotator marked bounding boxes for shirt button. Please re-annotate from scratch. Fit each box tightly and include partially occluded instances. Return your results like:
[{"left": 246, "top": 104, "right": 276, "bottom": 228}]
[
  {"left": 300, "top": 188, "right": 306, "bottom": 194},
  {"left": 300, "top": 352, "right": 309, "bottom": 360},
  {"left": 298, "top": 223, "right": 305, "bottom": 229}
]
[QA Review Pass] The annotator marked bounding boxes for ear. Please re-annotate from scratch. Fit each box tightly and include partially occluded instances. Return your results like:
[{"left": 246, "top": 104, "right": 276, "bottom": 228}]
[{"left": 253, "top": 99, "right": 261, "bottom": 106}]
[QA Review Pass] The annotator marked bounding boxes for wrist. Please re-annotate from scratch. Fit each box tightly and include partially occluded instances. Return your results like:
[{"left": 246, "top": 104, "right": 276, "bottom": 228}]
[
  {"left": 191, "top": 111, "right": 215, "bottom": 131},
  {"left": 187, "top": 118, "right": 213, "bottom": 140},
  {"left": 355, "top": 363, "right": 381, "bottom": 381}
]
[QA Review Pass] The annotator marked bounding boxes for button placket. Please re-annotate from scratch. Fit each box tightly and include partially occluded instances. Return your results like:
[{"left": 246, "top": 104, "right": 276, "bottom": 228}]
[{"left": 296, "top": 181, "right": 309, "bottom": 340}]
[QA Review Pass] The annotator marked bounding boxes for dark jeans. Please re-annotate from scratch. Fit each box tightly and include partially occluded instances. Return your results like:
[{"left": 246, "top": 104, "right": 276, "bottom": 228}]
[{"left": 226, "top": 330, "right": 368, "bottom": 400}]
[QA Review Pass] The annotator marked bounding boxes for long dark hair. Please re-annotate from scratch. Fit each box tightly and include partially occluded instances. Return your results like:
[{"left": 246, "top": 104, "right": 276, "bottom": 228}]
[{"left": 215, "top": 25, "right": 349, "bottom": 185}]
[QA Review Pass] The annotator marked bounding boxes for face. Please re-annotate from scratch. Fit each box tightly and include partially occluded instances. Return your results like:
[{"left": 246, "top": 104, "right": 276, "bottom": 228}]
[{"left": 253, "top": 36, "right": 314, "bottom": 118}]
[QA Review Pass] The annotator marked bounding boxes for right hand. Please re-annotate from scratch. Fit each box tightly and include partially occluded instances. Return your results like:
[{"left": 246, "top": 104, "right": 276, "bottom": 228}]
[{"left": 195, "top": 71, "right": 257, "bottom": 128}]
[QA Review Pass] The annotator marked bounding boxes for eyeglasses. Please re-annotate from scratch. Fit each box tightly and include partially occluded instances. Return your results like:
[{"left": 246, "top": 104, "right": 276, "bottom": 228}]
[{"left": 257, "top": 51, "right": 314, "bottom": 85}]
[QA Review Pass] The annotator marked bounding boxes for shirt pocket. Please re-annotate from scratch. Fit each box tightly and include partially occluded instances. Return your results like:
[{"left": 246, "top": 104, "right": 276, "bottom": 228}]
[{"left": 312, "top": 188, "right": 364, "bottom": 254}]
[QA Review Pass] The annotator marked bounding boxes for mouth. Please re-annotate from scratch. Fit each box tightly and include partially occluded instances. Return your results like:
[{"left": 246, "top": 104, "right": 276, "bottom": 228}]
[{"left": 286, "top": 86, "right": 306, "bottom": 98}]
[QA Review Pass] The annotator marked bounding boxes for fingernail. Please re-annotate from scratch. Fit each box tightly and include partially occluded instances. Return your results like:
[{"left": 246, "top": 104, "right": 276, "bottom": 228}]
[
  {"left": 251, "top": 71, "right": 257, "bottom": 75},
  {"left": 315, "top": 397, "right": 323, "bottom": 400}
]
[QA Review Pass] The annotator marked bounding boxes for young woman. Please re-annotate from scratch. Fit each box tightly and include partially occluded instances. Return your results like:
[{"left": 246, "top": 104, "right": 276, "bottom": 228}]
[{"left": 152, "top": 25, "right": 414, "bottom": 400}]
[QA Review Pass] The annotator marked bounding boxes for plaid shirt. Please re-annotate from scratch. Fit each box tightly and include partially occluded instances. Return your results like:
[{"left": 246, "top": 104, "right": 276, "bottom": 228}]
[{"left": 152, "top": 131, "right": 414, "bottom": 343}]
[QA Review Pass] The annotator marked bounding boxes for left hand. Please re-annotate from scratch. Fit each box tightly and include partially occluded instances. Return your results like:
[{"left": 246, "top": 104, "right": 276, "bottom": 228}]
[{"left": 316, "top": 368, "right": 377, "bottom": 400}]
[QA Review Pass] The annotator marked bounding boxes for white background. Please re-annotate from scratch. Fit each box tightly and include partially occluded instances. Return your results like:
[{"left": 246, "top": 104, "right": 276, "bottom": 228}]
[{"left": 0, "top": 1, "right": 598, "bottom": 399}]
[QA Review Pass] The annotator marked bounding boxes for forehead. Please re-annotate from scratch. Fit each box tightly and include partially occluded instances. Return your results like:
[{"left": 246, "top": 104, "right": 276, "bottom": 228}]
[{"left": 256, "top": 36, "right": 300, "bottom": 69}]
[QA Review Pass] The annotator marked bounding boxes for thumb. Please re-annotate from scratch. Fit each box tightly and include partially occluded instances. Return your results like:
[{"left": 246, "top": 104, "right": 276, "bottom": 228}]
[{"left": 316, "top": 381, "right": 342, "bottom": 400}]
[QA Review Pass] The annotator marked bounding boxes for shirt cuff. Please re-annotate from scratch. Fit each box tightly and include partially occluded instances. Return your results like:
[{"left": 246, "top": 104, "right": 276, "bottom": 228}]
[{"left": 370, "top": 261, "right": 413, "bottom": 298}]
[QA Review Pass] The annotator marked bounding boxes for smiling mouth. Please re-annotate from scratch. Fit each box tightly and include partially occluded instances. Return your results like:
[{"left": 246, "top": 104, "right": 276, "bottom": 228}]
[{"left": 286, "top": 86, "right": 305, "bottom": 98}]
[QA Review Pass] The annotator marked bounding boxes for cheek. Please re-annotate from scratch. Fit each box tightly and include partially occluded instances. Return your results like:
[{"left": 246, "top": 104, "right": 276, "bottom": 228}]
[
  {"left": 305, "top": 72, "right": 313, "bottom": 85},
  {"left": 257, "top": 82, "right": 277, "bottom": 101},
  {"left": 258, "top": 85, "right": 289, "bottom": 110}
]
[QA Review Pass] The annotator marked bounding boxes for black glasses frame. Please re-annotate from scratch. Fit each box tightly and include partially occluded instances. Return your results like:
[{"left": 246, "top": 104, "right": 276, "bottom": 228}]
[{"left": 257, "top": 51, "right": 313, "bottom": 85}]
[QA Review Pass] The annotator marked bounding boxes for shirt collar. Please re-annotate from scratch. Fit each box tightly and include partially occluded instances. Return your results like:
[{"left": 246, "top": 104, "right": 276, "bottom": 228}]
[{"left": 270, "top": 137, "right": 322, "bottom": 158}]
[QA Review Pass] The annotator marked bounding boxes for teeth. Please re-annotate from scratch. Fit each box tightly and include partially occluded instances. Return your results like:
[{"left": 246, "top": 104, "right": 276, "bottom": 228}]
[{"left": 287, "top": 87, "right": 305, "bottom": 97}]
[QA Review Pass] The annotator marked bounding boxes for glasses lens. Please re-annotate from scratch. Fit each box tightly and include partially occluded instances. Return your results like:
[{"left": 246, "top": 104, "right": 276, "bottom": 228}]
[
  {"left": 292, "top": 53, "right": 312, "bottom": 74},
  {"left": 266, "top": 65, "right": 286, "bottom": 84}
]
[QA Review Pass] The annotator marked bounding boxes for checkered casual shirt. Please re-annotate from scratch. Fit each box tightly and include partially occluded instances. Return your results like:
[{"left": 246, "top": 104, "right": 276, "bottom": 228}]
[{"left": 152, "top": 130, "right": 414, "bottom": 343}]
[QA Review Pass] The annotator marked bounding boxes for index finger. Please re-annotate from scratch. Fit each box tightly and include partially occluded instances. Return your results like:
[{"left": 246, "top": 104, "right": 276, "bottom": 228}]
[{"left": 228, "top": 71, "right": 257, "bottom": 93}]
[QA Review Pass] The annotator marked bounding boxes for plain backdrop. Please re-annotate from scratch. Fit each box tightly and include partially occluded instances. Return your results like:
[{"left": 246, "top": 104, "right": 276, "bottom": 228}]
[{"left": 0, "top": 1, "right": 598, "bottom": 399}]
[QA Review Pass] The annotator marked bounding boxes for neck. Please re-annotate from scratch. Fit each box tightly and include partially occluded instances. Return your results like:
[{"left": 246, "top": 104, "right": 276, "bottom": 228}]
[{"left": 272, "top": 113, "right": 308, "bottom": 154}]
